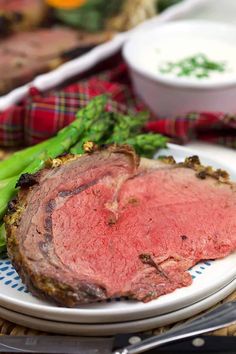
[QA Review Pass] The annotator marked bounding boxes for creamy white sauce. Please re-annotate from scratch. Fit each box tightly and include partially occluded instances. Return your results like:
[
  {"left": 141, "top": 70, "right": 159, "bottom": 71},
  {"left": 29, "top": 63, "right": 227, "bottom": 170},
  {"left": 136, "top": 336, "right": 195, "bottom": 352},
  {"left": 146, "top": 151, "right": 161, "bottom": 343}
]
[{"left": 136, "top": 37, "right": 236, "bottom": 83}]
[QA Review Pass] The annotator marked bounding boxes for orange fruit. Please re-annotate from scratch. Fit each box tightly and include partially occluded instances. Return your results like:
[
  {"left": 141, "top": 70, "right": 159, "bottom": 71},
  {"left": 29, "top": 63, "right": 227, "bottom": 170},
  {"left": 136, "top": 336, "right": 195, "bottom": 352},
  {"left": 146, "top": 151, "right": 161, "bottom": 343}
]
[{"left": 46, "top": 0, "right": 86, "bottom": 9}]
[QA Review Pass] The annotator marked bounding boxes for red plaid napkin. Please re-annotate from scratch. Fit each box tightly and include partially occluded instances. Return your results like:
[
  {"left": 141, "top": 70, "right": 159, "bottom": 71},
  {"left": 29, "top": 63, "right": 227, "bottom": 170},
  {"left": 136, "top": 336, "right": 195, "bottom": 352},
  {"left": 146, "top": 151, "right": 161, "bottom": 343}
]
[{"left": 1, "top": 57, "right": 236, "bottom": 148}]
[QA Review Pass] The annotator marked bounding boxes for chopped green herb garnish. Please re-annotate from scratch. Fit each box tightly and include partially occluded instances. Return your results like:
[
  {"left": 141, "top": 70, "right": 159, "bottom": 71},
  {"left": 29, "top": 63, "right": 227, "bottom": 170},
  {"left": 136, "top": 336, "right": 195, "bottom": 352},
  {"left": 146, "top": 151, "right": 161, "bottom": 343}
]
[{"left": 159, "top": 53, "right": 227, "bottom": 79}]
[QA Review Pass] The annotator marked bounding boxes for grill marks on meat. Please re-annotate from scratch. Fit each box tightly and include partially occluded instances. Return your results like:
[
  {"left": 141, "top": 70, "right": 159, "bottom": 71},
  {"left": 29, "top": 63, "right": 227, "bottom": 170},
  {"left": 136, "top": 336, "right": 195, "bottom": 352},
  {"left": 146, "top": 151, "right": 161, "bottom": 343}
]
[{"left": 5, "top": 145, "right": 236, "bottom": 306}]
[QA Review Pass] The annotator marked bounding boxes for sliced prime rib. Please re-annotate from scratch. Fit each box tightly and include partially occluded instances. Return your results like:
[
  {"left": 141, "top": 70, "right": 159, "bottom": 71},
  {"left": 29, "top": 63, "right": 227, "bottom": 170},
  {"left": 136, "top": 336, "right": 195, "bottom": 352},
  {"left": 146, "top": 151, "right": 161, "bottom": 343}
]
[
  {"left": 5, "top": 145, "right": 236, "bottom": 306},
  {"left": 0, "top": 28, "right": 113, "bottom": 95}
]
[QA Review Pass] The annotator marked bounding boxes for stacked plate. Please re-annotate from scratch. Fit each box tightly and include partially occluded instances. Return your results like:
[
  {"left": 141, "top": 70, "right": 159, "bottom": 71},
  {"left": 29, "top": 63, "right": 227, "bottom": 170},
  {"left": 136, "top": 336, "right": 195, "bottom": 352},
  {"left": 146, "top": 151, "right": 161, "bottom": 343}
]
[{"left": 0, "top": 144, "right": 236, "bottom": 336}]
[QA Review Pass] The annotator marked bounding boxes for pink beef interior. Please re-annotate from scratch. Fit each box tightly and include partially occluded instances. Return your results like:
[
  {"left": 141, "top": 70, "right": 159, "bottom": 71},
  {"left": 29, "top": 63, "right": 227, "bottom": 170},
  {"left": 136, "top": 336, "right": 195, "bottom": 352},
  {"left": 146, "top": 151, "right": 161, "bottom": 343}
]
[{"left": 52, "top": 166, "right": 236, "bottom": 302}]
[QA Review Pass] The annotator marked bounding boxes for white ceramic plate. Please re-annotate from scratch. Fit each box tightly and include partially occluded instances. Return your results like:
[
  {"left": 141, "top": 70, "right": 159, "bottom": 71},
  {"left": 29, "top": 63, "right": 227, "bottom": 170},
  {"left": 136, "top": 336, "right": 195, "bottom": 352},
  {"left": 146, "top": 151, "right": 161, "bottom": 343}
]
[
  {"left": 0, "top": 278, "right": 235, "bottom": 336},
  {"left": 0, "top": 144, "right": 236, "bottom": 324}
]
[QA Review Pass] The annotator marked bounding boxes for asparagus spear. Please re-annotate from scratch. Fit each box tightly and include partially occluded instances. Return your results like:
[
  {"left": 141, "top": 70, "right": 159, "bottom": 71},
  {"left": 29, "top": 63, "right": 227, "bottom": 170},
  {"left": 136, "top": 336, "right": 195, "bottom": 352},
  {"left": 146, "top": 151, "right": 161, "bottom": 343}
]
[
  {"left": 70, "top": 111, "right": 149, "bottom": 155},
  {"left": 105, "top": 112, "right": 167, "bottom": 156},
  {"left": 106, "top": 112, "right": 148, "bottom": 143},
  {"left": 0, "top": 151, "right": 50, "bottom": 220},
  {"left": 0, "top": 223, "right": 6, "bottom": 255},
  {"left": 70, "top": 112, "right": 113, "bottom": 154},
  {"left": 0, "top": 95, "right": 108, "bottom": 181},
  {"left": 126, "top": 133, "right": 168, "bottom": 158},
  {"left": 0, "top": 181, "right": 16, "bottom": 220},
  {"left": 0, "top": 142, "right": 49, "bottom": 181},
  {"left": 0, "top": 176, "right": 15, "bottom": 190}
]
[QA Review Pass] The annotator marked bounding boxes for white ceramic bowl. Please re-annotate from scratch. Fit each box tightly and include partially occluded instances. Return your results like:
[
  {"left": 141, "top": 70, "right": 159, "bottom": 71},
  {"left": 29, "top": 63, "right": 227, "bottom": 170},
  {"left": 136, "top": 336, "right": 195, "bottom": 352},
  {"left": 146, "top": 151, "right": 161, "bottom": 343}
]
[{"left": 123, "top": 20, "right": 236, "bottom": 117}]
